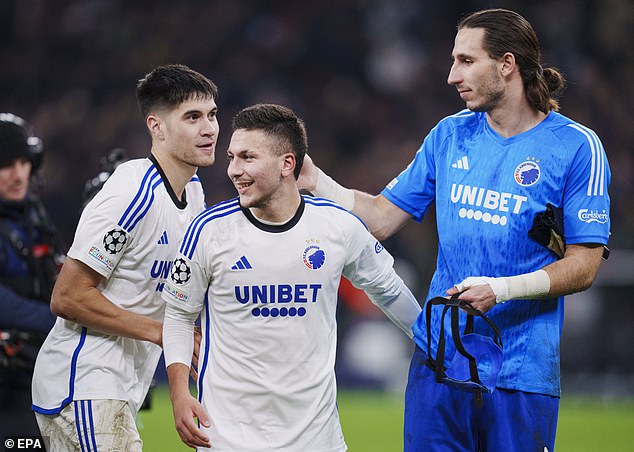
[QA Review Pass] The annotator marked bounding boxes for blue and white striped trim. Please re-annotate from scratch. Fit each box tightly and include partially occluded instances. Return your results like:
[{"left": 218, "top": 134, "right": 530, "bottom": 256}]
[
  {"left": 303, "top": 195, "right": 350, "bottom": 212},
  {"left": 567, "top": 123, "right": 606, "bottom": 196},
  {"left": 118, "top": 165, "right": 163, "bottom": 231},
  {"left": 32, "top": 327, "right": 88, "bottom": 415},
  {"left": 197, "top": 290, "right": 212, "bottom": 408},
  {"left": 179, "top": 198, "right": 241, "bottom": 259},
  {"left": 303, "top": 195, "right": 368, "bottom": 229},
  {"left": 74, "top": 400, "right": 99, "bottom": 452},
  {"left": 450, "top": 108, "right": 475, "bottom": 119}
]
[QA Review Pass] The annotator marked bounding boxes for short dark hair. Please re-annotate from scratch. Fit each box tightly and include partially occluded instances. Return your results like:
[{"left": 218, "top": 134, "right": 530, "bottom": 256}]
[
  {"left": 136, "top": 64, "right": 218, "bottom": 119},
  {"left": 232, "top": 104, "right": 307, "bottom": 179},
  {"left": 458, "top": 8, "right": 566, "bottom": 113}
]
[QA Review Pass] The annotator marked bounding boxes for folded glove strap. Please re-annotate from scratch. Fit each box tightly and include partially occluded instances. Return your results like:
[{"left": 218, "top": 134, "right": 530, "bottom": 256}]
[
  {"left": 425, "top": 297, "right": 452, "bottom": 382},
  {"left": 425, "top": 296, "right": 504, "bottom": 408},
  {"left": 449, "top": 300, "right": 484, "bottom": 407}
]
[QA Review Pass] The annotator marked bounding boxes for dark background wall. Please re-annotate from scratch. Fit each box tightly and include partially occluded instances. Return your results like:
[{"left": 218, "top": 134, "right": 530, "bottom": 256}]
[{"left": 2, "top": 0, "right": 632, "bottom": 393}]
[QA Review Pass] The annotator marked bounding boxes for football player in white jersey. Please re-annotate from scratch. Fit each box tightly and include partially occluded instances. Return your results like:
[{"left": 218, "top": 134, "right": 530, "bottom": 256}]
[
  {"left": 162, "top": 103, "right": 421, "bottom": 451},
  {"left": 31, "top": 64, "right": 219, "bottom": 451}
]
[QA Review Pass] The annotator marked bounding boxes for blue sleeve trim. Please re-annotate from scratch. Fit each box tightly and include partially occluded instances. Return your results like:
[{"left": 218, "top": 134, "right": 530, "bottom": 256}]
[{"left": 31, "top": 327, "right": 88, "bottom": 415}]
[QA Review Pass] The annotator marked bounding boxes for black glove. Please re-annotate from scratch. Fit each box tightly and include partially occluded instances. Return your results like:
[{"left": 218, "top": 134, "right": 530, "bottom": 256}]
[
  {"left": 529, "top": 203, "right": 565, "bottom": 258},
  {"left": 529, "top": 203, "right": 610, "bottom": 260}
]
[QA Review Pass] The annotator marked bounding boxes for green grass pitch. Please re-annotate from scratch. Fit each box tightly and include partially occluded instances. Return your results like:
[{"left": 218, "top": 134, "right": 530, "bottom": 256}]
[{"left": 138, "top": 386, "right": 634, "bottom": 451}]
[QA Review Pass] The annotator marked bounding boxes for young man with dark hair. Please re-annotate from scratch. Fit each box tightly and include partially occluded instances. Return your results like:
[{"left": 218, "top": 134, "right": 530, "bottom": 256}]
[
  {"left": 32, "top": 64, "right": 219, "bottom": 451},
  {"left": 299, "top": 8, "right": 611, "bottom": 451},
  {"left": 162, "top": 103, "right": 421, "bottom": 451}
]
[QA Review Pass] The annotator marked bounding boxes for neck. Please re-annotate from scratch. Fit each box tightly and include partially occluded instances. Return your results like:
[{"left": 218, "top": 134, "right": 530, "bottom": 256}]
[
  {"left": 249, "top": 186, "right": 301, "bottom": 223},
  {"left": 150, "top": 149, "right": 196, "bottom": 199},
  {"left": 485, "top": 90, "right": 547, "bottom": 138}
]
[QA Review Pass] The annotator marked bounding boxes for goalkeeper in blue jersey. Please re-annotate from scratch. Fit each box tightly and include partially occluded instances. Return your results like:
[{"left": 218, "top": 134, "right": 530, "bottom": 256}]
[{"left": 299, "top": 8, "right": 611, "bottom": 452}]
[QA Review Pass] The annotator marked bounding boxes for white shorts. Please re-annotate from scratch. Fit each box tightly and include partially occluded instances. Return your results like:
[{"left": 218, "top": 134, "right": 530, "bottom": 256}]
[{"left": 35, "top": 399, "right": 142, "bottom": 452}]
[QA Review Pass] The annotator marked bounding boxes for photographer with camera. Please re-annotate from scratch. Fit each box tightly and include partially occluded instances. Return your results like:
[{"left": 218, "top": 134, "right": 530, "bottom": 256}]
[{"left": 0, "top": 113, "right": 64, "bottom": 439}]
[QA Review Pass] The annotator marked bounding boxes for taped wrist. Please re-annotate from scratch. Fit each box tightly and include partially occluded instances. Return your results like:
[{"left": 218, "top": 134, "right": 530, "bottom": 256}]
[
  {"left": 163, "top": 305, "right": 198, "bottom": 367},
  {"left": 314, "top": 168, "right": 355, "bottom": 210},
  {"left": 491, "top": 269, "right": 551, "bottom": 303}
]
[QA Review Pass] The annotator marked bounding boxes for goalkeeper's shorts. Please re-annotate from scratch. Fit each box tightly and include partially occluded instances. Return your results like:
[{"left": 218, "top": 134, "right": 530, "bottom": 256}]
[{"left": 403, "top": 345, "right": 559, "bottom": 452}]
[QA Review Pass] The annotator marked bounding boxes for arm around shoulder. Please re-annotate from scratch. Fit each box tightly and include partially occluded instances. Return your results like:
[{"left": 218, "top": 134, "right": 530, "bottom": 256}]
[
  {"left": 303, "top": 157, "right": 411, "bottom": 240},
  {"left": 353, "top": 194, "right": 411, "bottom": 241}
]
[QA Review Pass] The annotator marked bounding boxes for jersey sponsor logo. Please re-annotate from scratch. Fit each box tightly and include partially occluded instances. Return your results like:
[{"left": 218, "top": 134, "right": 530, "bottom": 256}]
[
  {"left": 303, "top": 245, "right": 325, "bottom": 270},
  {"left": 450, "top": 183, "right": 527, "bottom": 226},
  {"left": 235, "top": 283, "right": 322, "bottom": 318},
  {"left": 88, "top": 245, "right": 115, "bottom": 270},
  {"left": 252, "top": 306, "right": 306, "bottom": 318},
  {"left": 151, "top": 260, "right": 172, "bottom": 278},
  {"left": 102, "top": 228, "right": 128, "bottom": 254},
  {"left": 235, "top": 284, "right": 322, "bottom": 304},
  {"left": 163, "top": 280, "right": 190, "bottom": 303},
  {"left": 169, "top": 258, "right": 192, "bottom": 284},
  {"left": 152, "top": 259, "right": 175, "bottom": 292},
  {"left": 514, "top": 158, "right": 541, "bottom": 186},
  {"left": 451, "top": 156, "right": 469, "bottom": 170},
  {"left": 577, "top": 208, "right": 608, "bottom": 224}
]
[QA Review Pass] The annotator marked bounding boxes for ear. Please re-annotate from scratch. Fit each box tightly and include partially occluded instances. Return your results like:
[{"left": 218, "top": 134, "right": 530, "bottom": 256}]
[
  {"left": 147, "top": 114, "right": 165, "bottom": 141},
  {"left": 499, "top": 52, "right": 517, "bottom": 77},
  {"left": 281, "top": 153, "right": 296, "bottom": 178}
]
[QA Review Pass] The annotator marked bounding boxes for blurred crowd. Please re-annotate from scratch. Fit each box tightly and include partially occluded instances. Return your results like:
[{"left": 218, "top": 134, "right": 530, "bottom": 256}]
[{"left": 1, "top": 0, "right": 633, "bottom": 386}]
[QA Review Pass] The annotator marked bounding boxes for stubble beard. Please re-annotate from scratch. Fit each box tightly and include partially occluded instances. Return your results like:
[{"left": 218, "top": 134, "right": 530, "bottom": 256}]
[{"left": 468, "top": 72, "right": 505, "bottom": 113}]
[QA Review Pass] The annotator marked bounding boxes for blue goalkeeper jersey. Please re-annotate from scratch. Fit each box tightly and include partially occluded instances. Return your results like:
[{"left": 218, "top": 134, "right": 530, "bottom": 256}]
[{"left": 382, "top": 110, "right": 610, "bottom": 396}]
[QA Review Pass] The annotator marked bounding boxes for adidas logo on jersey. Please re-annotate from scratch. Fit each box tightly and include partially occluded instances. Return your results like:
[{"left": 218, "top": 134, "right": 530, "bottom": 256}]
[
  {"left": 157, "top": 231, "right": 169, "bottom": 245},
  {"left": 451, "top": 156, "right": 469, "bottom": 170},
  {"left": 231, "top": 256, "right": 252, "bottom": 270}
]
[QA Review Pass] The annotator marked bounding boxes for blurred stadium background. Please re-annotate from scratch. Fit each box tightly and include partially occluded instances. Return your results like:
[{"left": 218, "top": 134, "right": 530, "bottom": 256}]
[{"left": 2, "top": 0, "right": 633, "bottom": 449}]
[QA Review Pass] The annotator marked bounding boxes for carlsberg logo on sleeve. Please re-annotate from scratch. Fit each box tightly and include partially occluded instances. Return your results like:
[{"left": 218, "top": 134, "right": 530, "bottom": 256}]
[{"left": 577, "top": 209, "right": 608, "bottom": 224}]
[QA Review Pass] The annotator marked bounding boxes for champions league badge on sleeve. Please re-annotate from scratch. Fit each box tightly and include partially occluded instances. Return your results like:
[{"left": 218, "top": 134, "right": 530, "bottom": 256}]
[
  {"left": 514, "top": 157, "right": 541, "bottom": 187},
  {"left": 303, "top": 245, "right": 325, "bottom": 270},
  {"left": 170, "top": 258, "right": 192, "bottom": 284},
  {"left": 103, "top": 228, "right": 128, "bottom": 254}
]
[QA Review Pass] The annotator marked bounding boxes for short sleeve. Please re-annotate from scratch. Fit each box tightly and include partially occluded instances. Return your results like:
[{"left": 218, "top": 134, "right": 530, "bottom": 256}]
[
  {"left": 380, "top": 129, "right": 439, "bottom": 222},
  {"left": 562, "top": 125, "right": 611, "bottom": 245}
]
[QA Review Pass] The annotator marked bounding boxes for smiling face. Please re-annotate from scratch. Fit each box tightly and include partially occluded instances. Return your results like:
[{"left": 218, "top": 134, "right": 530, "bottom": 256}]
[
  {"left": 227, "top": 128, "right": 297, "bottom": 219},
  {"left": 447, "top": 27, "right": 506, "bottom": 113},
  {"left": 150, "top": 96, "right": 219, "bottom": 169}
]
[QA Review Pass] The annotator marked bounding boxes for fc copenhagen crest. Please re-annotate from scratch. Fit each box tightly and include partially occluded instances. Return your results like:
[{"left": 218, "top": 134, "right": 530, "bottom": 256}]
[
  {"left": 303, "top": 245, "right": 325, "bottom": 270},
  {"left": 514, "top": 158, "right": 541, "bottom": 187}
]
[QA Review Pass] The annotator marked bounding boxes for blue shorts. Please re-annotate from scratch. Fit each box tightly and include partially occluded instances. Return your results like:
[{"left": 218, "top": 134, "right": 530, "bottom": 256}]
[{"left": 404, "top": 346, "right": 559, "bottom": 452}]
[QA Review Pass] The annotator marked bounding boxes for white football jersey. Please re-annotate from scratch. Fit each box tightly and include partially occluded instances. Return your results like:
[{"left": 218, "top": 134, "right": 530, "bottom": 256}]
[
  {"left": 162, "top": 195, "right": 406, "bottom": 452},
  {"left": 32, "top": 156, "right": 205, "bottom": 415}
]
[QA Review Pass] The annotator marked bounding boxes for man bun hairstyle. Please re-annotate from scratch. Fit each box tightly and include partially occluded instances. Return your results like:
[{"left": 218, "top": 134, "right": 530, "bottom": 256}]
[
  {"left": 458, "top": 8, "right": 566, "bottom": 113},
  {"left": 0, "top": 113, "right": 44, "bottom": 172},
  {"left": 232, "top": 104, "right": 308, "bottom": 179},
  {"left": 136, "top": 64, "right": 218, "bottom": 119}
]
